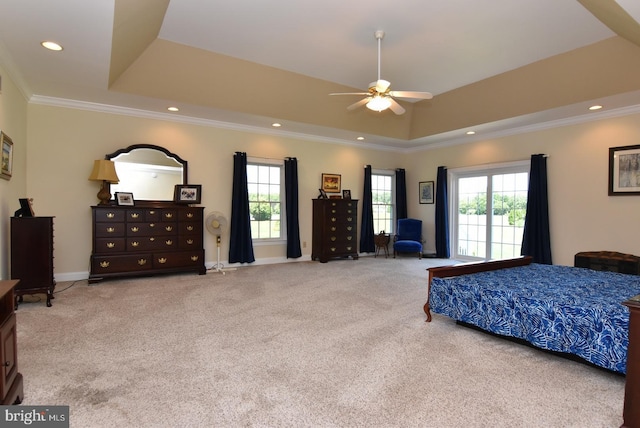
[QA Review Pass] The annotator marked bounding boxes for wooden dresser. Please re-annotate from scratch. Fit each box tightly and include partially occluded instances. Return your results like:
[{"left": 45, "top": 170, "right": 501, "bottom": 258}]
[
  {"left": 0, "top": 280, "right": 23, "bottom": 405},
  {"left": 11, "top": 217, "right": 56, "bottom": 307},
  {"left": 312, "top": 199, "right": 358, "bottom": 263},
  {"left": 89, "top": 204, "right": 206, "bottom": 283},
  {"left": 574, "top": 251, "right": 640, "bottom": 275},
  {"left": 623, "top": 295, "right": 640, "bottom": 428}
]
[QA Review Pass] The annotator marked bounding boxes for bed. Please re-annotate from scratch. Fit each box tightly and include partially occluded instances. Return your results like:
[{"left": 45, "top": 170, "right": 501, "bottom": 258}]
[{"left": 424, "top": 256, "right": 640, "bottom": 374}]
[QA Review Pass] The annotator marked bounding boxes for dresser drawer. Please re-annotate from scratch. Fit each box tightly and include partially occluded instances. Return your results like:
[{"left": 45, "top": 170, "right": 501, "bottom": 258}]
[
  {"left": 179, "top": 235, "right": 203, "bottom": 250},
  {"left": 94, "top": 208, "right": 125, "bottom": 222},
  {"left": 128, "top": 236, "right": 179, "bottom": 251},
  {"left": 94, "top": 222, "right": 125, "bottom": 237},
  {"left": 127, "top": 222, "right": 178, "bottom": 236},
  {"left": 91, "top": 254, "right": 153, "bottom": 273},
  {"left": 94, "top": 238, "right": 126, "bottom": 253},
  {"left": 152, "top": 250, "right": 204, "bottom": 269}
]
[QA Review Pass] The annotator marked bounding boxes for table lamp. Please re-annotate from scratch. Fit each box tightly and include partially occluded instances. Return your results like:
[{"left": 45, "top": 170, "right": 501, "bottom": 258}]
[{"left": 88, "top": 160, "right": 120, "bottom": 205}]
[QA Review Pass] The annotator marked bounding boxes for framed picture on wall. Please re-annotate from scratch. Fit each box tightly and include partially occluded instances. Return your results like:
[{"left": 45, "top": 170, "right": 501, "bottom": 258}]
[
  {"left": 419, "top": 181, "right": 434, "bottom": 204},
  {"left": 1, "top": 131, "right": 14, "bottom": 180},
  {"left": 321, "top": 173, "right": 341, "bottom": 193},
  {"left": 609, "top": 144, "right": 640, "bottom": 195}
]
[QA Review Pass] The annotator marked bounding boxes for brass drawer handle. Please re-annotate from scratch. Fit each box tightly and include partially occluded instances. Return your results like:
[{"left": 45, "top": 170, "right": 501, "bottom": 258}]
[
  {"left": 130, "top": 227, "right": 139, "bottom": 232},
  {"left": 331, "top": 217, "right": 336, "bottom": 222},
  {"left": 330, "top": 236, "right": 337, "bottom": 241},
  {"left": 130, "top": 213, "right": 140, "bottom": 219},
  {"left": 100, "top": 261, "right": 110, "bottom": 268},
  {"left": 187, "top": 239, "right": 194, "bottom": 245},
  {"left": 165, "top": 226, "right": 173, "bottom": 232},
  {"left": 347, "top": 226, "right": 352, "bottom": 231},
  {"left": 330, "top": 226, "right": 336, "bottom": 231},
  {"left": 187, "top": 212, "right": 194, "bottom": 218},
  {"left": 138, "top": 259, "right": 147, "bottom": 266},
  {"left": 157, "top": 257, "right": 167, "bottom": 264},
  {"left": 187, "top": 225, "right": 194, "bottom": 231},
  {"left": 347, "top": 236, "right": 352, "bottom": 240},
  {"left": 106, "top": 242, "right": 115, "bottom": 248},
  {"left": 106, "top": 212, "right": 115, "bottom": 219},
  {"left": 165, "top": 213, "right": 173, "bottom": 219},
  {"left": 165, "top": 240, "right": 173, "bottom": 246},
  {"left": 131, "top": 241, "right": 139, "bottom": 247},
  {"left": 149, "top": 210, "right": 155, "bottom": 215},
  {"left": 106, "top": 227, "right": 115, "bottom": 233},
  {"left": 150, "top": 237, "right": 155, "bottom": 242},
  {"left": 347, "top": 217, "right": 353, "bottom": 221},
  {"left": 190, "top": 255, "right": 199, "bottom": 261}
]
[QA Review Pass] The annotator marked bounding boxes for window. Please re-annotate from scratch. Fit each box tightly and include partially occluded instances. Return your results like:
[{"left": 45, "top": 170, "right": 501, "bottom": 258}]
[
  {"left": 371, "top": 172, "right": 394, "bottom": 233},
  {"left": 247, "top": 160, "right": 284, "bottom": 241},
  {"left": 451, "top": 161, "right": 528, "bottom": 261}
]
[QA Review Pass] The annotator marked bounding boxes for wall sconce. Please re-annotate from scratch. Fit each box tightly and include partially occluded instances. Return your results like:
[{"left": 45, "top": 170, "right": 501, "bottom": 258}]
[{"left": 88, "top": 160, "right": 120, "bottom": 205}]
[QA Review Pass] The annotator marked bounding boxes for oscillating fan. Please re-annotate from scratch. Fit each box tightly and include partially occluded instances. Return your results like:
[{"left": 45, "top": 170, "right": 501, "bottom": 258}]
[{"left": 205, "top": 211, "right": 235, "bottom": 274}]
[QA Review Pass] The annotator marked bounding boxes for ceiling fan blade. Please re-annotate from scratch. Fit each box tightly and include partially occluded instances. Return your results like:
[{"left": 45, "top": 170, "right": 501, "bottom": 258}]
[
  {"left": 347, "top": 98, "right": 370, "bottom": 111},
  {"left": 388, "top": 98, "right": 406, "bottom": 115},
  {"left": 388, "top": 90, "right": 433, "bottom": 99},
  {"left": 375, "top": 79, "right": 391, "bottom": 93},
  {"left": 329, "top": 92, "right": 370, "bottom": 96}
]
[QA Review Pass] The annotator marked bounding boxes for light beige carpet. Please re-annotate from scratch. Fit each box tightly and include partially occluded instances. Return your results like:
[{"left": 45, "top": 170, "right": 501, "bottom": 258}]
[{"left": 15, "top": 256, "right": 625, "bottom": 427}]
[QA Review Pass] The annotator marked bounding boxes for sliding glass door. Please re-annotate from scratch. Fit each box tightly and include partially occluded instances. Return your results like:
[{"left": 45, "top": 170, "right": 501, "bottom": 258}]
[{"left": 452, "top": 162, "right": 528, "bottom": 261}]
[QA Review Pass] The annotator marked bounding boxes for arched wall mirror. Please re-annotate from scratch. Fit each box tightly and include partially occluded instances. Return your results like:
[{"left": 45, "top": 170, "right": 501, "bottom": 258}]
[{"left": 106, "top": 144, "right": 188, "bottom": 201}]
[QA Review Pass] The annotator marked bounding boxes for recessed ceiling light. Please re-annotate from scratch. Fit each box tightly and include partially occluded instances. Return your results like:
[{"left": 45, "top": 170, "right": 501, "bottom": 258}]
[
  {"left": 272, "top": 123, "right": 282, "bottom": 127},
  {"left": 41, "top": 41, "right": 63, "bottom": 51},
  {"left": 589, "top": 105, "right": 603, "bottom": 111},
  {"left": 167, "top": 106, "right": 179, "bottom": 112},
  {"left": 356, "top": 136, "right": 365, "bottom": 141},
  {"left": 466, "top": 131, "right": 476, "bottom": 135}
]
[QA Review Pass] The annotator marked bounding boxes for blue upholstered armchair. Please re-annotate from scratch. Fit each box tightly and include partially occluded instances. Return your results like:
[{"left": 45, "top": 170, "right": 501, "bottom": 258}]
[{"left": 393, "top": 218, "right": 423, "bottom": 259}]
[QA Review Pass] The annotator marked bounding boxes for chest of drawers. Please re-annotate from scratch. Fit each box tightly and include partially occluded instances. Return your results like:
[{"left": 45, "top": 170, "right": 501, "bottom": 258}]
[
  {"left": 574, "top": 251, "right": 640, "bottom": 275},
  {"left": 312, "top": 199, "right": 358, "bottom": 263},
  {"left": 89, "top": 205, "right": 206, "bottom": 283}
]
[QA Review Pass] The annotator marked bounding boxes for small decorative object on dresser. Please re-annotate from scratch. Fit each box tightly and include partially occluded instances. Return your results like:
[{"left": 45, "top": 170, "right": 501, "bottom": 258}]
[
  {"left": 115, "top": 192, "right": 134, "bottom": 206},
  {"left": 312, "top": 198, "right": 358, "bottom": 263},
  {"left": 343, "top": 189, "right": 351, "bottom": 199},
  {"left": 174, "top": 184, "right": 202, "bottom": 204}
]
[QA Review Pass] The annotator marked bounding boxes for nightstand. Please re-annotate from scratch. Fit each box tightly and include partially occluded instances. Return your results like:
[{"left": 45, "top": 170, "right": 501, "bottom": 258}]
[{"left": 374, "top": 233, "right": 390, "bottom": 258}]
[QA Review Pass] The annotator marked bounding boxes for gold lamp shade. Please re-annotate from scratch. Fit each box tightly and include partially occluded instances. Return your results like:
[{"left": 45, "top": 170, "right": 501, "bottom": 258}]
[{"left": 88, "top": 160, "right": 120, "bottom": 205}]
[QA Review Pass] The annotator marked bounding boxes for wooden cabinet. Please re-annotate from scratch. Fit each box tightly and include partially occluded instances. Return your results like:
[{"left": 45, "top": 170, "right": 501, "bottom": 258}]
[
  {"left": 89, "top": 205, "right": 206, "bottom": 282},
  {"left": 0, "top": 280, "right": 23, "bottom": 405},
  {"left": 312, "top": 199, "right": 358, "bottom": 263},
  {"left": 574, "top": 251, "right": 640, "bottom": 275},
  {"left": 11, "top": 217, "right": 56, "bottom": 307},
  {"left": 623, "top": 295, "right": 640, "bottom": 428}
]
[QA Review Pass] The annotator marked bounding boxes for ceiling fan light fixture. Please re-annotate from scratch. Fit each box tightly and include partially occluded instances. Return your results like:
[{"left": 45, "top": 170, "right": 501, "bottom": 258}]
[{"left": 366, "top": 95, "right": 392, "bottom": 112}]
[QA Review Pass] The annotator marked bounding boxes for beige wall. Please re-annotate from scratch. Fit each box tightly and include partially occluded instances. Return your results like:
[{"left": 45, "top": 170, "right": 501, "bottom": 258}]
[
  {"left": 0, "top": 65, "right": 28, "bottom": 279},
  {"left": 25, "top": 104, "right": 403, "bottom": 279},
  {"left": 406, "top": 113, "right": 640, "bottom": 266},
  {"left": 2, "top": 64, "right": 640, "bottom": 280}
]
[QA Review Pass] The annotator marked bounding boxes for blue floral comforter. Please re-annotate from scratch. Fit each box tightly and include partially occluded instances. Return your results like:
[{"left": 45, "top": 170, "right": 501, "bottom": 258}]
[{"left": 429, "top": 263, "right": 640, "bottom": 373}]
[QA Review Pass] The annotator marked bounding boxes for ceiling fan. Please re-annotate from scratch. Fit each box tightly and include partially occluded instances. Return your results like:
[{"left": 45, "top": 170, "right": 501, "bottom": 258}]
[{"left": 330, "top": 30, "right": 433, "bottom": 115}]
